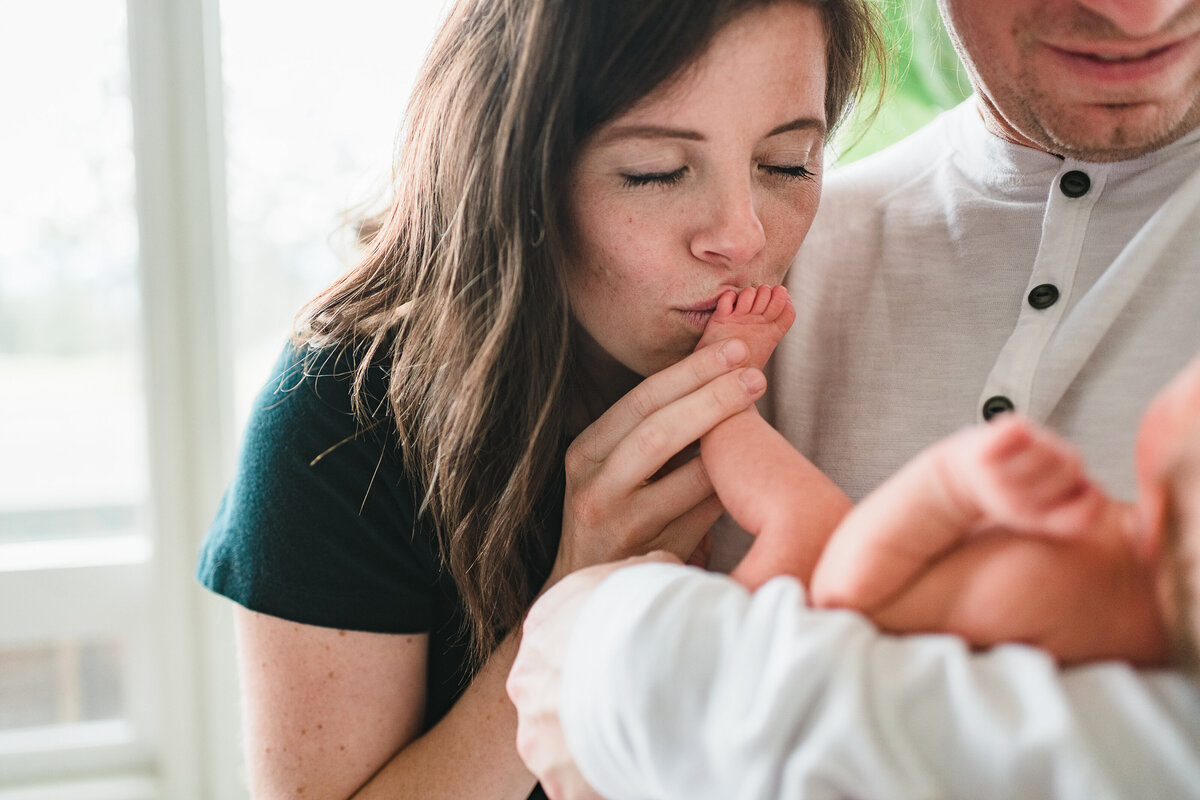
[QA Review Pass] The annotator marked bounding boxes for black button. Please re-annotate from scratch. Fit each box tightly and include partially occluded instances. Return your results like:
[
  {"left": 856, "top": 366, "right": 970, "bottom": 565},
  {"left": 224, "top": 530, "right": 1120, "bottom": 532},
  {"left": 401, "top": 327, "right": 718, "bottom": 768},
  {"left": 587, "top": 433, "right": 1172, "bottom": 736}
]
[
  {"left": 1060, "top": 170, "right": 1091, "bottom": 198},
  {"left": 1028, "top": 283, "right": 1060, "bottom": 309},
  {"left": 982, "top": 395, "right": 1015, "bottom": 420}
]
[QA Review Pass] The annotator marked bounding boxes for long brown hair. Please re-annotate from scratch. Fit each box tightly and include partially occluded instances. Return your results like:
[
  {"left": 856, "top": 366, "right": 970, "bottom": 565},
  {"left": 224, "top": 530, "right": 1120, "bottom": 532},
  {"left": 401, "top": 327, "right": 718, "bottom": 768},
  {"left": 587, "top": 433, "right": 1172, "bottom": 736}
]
[{"left": 299, "top": 0, "right": 884, "bottom": 662}]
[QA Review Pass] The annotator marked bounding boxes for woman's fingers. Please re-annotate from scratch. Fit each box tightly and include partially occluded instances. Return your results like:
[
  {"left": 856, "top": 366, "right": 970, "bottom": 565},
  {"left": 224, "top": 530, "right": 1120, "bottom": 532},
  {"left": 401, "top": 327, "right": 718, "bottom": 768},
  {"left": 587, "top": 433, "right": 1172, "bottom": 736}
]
[
  {"left": 556, "top": 340, "right": 765, "bottom": 575},
  {"left": 570, "top": 339, "right": 751, "bottom": 466},
  {"left": 625, "top": 456, "right": 717, "bottom": 539},
  {"left": 655, "top": 494, "right": 726, "bottom": 561},
  {"left": 588, "top": 367, "right": 766, "bottom": 506}
]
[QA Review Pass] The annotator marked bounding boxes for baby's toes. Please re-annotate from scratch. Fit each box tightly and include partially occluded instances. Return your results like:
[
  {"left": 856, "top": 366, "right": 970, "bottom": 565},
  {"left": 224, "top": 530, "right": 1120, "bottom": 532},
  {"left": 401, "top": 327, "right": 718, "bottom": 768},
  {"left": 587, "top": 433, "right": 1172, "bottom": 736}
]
[
  {"left": 713, "top": 290, "right": 738, "bottom": 320},
  {"left": 764, "top": 286, "right": 795, "bottom": 325},
  {"left": 748, "top": 285, "right": 773, "bottom": 315},
  {"left": 732, "top": 286, "right": 759, "bottom": 315}
]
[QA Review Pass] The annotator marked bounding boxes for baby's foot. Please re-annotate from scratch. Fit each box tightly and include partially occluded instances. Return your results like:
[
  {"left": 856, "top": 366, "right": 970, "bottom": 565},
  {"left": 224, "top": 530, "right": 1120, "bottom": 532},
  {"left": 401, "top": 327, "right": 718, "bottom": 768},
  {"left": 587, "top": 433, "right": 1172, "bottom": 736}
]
[
  {"left": 695, "top": 285, "right": 796, "bottom": 370},
  {"left": 944, "top": 416, "right": 1104, "bottom": 537}
]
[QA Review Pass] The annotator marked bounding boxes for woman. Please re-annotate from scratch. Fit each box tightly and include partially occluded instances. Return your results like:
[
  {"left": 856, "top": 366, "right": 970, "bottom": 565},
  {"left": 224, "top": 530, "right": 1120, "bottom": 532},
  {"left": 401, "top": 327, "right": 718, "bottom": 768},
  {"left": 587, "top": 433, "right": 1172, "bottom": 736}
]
[{"left": 198, "top": 0, "right": 881, "bottom": 797}]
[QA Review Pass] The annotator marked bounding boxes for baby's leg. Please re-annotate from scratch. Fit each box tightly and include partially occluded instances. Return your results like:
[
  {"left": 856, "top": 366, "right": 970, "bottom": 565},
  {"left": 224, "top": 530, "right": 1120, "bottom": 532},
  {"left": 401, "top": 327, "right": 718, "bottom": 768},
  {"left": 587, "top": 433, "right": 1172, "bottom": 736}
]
[
  {"left": 717, "top": 413, "right": 852, "bottom": 589},
  {"left": 695, "top": 287, "right": 851, "bottom": 588},
  {"left": 811, "top": 416, "right": 1106, "bottom": 612}
]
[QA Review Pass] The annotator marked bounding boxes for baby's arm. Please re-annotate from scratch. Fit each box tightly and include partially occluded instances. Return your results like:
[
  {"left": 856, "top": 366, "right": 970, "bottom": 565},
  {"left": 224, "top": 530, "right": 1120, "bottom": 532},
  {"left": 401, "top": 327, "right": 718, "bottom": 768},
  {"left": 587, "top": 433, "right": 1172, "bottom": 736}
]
[
  {"left": 811, "top": 416, "right": 1167, "bottom": 665},
  {"left": 694, "top": 287, "right": 851, "bottom": 588}
]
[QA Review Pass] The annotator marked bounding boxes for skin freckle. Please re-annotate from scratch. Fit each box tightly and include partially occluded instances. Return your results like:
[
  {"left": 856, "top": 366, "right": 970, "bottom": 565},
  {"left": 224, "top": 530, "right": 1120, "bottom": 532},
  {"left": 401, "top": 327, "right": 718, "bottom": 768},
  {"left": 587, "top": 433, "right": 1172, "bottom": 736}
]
[
  {"left": 340, "top": 745, "right": 346, "bottom": 751},
  {"left": 338, "top": 630, "right": 347, "bottom": 637},
  {"left": 301, "top": 729, "right": 307, "bottom": 736},
  {"left": 328, "top": 671, "right": 335, "bottom": 678},
  {"left": 318, "top": 724, "right": 324, "bottom": 730}
]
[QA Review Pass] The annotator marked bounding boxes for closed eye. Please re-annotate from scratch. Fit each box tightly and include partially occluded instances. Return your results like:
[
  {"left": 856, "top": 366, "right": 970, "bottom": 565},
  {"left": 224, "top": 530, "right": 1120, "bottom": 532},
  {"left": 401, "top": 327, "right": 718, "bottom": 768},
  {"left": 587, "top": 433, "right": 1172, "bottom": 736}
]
[
  {"left": 759, "top": 164, "right": 814, "bottom": 181},
  {"left": 621, "top": 167, "right": 687, "bottom": 188}
]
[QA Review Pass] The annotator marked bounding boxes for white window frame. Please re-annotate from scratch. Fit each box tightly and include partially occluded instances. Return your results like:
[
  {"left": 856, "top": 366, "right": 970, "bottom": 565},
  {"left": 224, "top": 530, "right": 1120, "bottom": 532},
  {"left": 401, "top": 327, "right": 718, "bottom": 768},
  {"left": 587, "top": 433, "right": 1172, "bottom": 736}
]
[{"left": 0, "top": 0, "right": 242, "bottom": 796}]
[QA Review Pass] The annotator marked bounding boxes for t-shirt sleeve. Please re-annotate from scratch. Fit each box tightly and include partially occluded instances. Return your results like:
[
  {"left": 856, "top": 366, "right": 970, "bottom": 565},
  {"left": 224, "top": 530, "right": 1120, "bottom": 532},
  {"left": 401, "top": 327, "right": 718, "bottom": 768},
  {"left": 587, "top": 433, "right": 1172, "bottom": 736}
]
[{"left": 197, "top": 345, "right": 444, "bottom": 633}]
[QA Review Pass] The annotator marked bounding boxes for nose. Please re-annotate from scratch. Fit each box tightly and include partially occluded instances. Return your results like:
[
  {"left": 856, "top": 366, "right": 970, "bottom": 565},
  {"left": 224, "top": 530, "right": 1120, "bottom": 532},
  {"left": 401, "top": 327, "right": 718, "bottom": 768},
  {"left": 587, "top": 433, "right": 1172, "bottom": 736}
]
[
  {"left": 1074, "top": 0, "right": 1191, "bottom": 37},
  {"left": 690, "top": 178, "right": 766, "bottom": 269}
]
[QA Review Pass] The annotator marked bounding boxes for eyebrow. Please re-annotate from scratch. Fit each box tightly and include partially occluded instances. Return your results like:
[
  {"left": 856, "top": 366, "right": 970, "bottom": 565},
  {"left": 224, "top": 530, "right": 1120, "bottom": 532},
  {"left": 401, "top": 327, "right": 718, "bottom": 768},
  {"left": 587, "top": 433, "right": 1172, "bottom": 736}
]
[
  {"left": 767, "top": 116, "right": 827, "bottom": 138},
  {"left": 598, "top": 116, "right": 826, "bottom": 145}
]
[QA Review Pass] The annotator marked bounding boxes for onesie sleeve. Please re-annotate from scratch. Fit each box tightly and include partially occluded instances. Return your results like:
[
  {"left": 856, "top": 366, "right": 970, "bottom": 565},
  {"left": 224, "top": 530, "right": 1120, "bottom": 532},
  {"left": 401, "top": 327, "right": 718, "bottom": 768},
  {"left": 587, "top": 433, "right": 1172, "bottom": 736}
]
[
  {"left": 197, "top": 344, "right": 444, "bottom": 633},
  {"left": 560, "top": 564, "right": 1200, "bottom": 800}
]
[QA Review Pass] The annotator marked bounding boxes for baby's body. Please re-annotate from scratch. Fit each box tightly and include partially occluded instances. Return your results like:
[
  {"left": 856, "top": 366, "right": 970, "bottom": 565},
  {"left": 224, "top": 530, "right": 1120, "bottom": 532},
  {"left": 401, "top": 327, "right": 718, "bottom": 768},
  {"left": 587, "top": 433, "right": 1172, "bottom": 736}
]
[{"left": 697, "top": 286, "right": 1177, "bottom": 666}]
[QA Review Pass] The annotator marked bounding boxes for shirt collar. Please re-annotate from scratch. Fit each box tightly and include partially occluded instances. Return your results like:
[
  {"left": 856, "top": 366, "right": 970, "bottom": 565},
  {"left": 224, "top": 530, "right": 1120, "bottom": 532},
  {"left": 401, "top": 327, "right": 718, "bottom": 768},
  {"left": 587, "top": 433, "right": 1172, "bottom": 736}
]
[{"left": 946, "top": 96, "right": 1200, "bottom": 198}]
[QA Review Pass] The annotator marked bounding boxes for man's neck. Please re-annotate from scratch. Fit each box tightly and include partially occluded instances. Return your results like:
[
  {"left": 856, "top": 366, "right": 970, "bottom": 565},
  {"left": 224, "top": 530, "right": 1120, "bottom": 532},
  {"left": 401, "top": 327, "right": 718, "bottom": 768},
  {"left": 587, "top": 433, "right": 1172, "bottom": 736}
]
[{"left": 975, "top": 97, "right": 1061, "bottom": 157}]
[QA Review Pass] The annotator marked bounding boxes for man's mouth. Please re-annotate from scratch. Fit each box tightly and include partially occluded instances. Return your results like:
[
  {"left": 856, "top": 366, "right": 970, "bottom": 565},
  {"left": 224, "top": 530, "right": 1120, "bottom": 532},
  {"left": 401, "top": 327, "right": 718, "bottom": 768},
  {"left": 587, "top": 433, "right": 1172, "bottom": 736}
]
[
  {"left": 1041, "top": 32, "right": 1198, "bottom": 86},
  {"left": 1081, "top": 44, "right": 1174, "bottom": 62}
]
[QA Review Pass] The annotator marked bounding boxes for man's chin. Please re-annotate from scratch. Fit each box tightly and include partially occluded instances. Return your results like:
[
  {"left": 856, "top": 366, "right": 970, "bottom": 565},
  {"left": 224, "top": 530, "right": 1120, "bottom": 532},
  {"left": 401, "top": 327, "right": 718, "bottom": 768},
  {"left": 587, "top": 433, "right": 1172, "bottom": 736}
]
[{"left": 1041, "top": 101, "right": 1199, "bottom": 161}]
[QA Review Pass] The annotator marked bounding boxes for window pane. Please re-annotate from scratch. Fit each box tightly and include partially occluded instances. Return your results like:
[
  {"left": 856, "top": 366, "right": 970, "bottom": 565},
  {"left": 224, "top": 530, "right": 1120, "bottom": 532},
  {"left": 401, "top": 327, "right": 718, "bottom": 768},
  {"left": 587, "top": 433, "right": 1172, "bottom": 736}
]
[
  {"left": 0, "top": 1, "right": 147, "bottom": 543},
  {"left": 221, "top": 1, "right": 450, "bottom": 425},
  {"left": 0, "top": 640, "right": 125, "bottom": 732}
]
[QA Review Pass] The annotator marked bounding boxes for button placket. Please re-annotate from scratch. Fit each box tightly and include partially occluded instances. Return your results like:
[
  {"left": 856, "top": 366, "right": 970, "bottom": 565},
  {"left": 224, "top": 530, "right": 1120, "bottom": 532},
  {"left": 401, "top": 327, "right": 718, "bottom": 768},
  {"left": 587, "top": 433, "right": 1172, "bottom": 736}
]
[{"left": 976, "top": 164, "right": 1108, "bottom": 421}]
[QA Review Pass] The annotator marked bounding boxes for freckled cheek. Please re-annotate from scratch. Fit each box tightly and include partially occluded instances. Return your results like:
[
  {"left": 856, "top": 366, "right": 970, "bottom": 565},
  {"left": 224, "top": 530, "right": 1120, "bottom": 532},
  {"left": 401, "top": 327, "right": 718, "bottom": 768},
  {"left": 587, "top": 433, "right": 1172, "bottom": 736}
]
[
  {"left": 591, "top": 213, "right": 681, "bottom": 286},
  {"left": 760, "top": 195, "right": 819, "bottom": 279}
]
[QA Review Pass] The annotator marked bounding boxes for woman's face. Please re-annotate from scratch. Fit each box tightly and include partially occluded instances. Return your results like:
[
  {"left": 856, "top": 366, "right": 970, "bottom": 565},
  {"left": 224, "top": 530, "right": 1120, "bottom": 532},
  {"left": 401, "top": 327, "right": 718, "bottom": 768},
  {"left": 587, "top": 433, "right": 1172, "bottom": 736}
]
[{"left": 567, "top": 1, "right": 827, "bottom": 380}]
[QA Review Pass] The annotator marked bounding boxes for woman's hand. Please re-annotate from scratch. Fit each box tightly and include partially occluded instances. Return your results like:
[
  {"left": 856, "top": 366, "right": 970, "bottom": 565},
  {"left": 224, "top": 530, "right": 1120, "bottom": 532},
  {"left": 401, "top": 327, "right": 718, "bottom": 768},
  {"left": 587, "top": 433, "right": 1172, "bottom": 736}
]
[
  {"left": 509, "top": 553, "right": 681, "bottom": 799},
  {"left": 551, "top": 339, "right": 766, "bottom": 583}
]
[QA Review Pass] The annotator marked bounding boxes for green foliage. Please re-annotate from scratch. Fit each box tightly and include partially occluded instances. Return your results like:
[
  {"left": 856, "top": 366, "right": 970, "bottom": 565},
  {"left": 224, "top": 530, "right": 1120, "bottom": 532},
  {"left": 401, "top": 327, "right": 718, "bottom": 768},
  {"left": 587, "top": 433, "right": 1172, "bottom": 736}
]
[{"left": 836, "top": 0, "right": 971, "bottom": 164}]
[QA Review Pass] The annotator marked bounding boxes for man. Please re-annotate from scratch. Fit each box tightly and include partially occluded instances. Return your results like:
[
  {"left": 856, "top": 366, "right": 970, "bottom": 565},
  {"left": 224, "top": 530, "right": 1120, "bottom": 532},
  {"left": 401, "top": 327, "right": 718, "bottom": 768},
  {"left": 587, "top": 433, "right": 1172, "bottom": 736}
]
[{"left": 507, "top": 1, "right": 1200, "bottom": 797}]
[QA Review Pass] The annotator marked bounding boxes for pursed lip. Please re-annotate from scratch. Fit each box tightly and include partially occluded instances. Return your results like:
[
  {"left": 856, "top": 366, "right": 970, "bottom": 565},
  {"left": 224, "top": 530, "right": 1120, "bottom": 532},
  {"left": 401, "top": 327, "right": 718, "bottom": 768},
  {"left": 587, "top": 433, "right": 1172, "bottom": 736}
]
[
  {"left": 678, "top": 287, "right": 741, "bottom": 314},
  {"left": 675, "top": 294, "right": 728, "bottom": 334},
  {"left": 680, "top": 299, "right": 720, "bottom": 314}
]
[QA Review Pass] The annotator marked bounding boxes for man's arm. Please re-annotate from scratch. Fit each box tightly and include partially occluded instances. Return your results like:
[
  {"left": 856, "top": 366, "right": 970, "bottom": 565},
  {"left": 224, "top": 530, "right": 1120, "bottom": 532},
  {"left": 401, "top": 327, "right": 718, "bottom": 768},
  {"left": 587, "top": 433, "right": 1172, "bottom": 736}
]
[{"left": 550, "top": 564, "right": 1200, "bottom": 800}]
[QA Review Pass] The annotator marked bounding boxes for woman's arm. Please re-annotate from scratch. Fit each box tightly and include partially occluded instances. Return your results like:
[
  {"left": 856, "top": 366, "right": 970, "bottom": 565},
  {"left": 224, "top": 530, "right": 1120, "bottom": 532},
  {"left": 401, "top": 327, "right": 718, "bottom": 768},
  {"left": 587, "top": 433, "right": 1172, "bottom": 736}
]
[
  {"left": 235, "top": 609, "right": 431, "bottom": 798},
  {"left": 237, "top": 608, "right": 539, "bottom": 800}
]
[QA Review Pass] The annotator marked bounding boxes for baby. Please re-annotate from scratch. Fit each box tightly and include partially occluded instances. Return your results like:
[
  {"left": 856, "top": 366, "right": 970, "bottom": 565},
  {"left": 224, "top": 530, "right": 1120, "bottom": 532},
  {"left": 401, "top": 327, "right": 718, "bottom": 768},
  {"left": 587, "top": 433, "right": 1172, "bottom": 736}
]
[{"left": 697, "top": 286, "right": 1192, "bottom": 667}]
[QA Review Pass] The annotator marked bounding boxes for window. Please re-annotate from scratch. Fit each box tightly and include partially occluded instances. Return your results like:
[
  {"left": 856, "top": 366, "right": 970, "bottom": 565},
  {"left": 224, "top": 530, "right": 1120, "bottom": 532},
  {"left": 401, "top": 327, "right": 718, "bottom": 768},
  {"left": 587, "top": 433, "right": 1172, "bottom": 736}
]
[
  {"left": 222, "top": 0, "right": 451, "bottom": 424},
  {"left": 0, "top": 0, "right": 155, "bottom": 791},
  {"left": 0, "top": 1, "right": 447, "bottom": 797}
]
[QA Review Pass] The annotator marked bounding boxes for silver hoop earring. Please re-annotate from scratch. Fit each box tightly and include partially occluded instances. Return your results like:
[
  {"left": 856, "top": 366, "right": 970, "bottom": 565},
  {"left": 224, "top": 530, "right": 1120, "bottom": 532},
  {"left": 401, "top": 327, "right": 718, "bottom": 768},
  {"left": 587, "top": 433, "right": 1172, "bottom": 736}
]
[{"left": 530, "top": 208, "right": 546, "bottom": 248}]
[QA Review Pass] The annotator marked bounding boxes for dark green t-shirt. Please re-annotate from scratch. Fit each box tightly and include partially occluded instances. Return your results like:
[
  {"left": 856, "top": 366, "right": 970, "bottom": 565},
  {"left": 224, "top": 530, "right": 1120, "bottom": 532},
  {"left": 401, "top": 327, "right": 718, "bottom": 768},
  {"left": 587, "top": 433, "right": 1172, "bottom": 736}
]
[{"left": 198, "top": 344, "right": 555, "bottom": 798}]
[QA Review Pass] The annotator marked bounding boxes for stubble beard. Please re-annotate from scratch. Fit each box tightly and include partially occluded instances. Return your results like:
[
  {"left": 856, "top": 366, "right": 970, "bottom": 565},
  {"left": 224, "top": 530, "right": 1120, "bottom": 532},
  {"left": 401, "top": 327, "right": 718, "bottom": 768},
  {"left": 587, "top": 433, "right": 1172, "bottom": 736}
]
[{"left": 1013, "top": 78, "right": 1200, "bottom": 162}]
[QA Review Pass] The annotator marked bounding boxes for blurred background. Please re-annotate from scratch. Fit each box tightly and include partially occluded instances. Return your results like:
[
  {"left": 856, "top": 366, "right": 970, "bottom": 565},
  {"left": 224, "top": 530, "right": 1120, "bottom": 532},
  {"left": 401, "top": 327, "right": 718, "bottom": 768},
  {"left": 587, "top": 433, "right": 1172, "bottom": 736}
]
[{"left": 0, "top": 1, "right": 965, "bottom": 797}]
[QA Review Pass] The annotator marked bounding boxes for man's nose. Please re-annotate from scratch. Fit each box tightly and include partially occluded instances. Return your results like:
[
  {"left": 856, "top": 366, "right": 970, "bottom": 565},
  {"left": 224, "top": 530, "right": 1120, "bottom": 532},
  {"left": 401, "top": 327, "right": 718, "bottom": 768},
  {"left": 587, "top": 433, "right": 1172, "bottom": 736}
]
[{"left": 1074, "top": 0, "right": 1192, "bottom": 38}]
